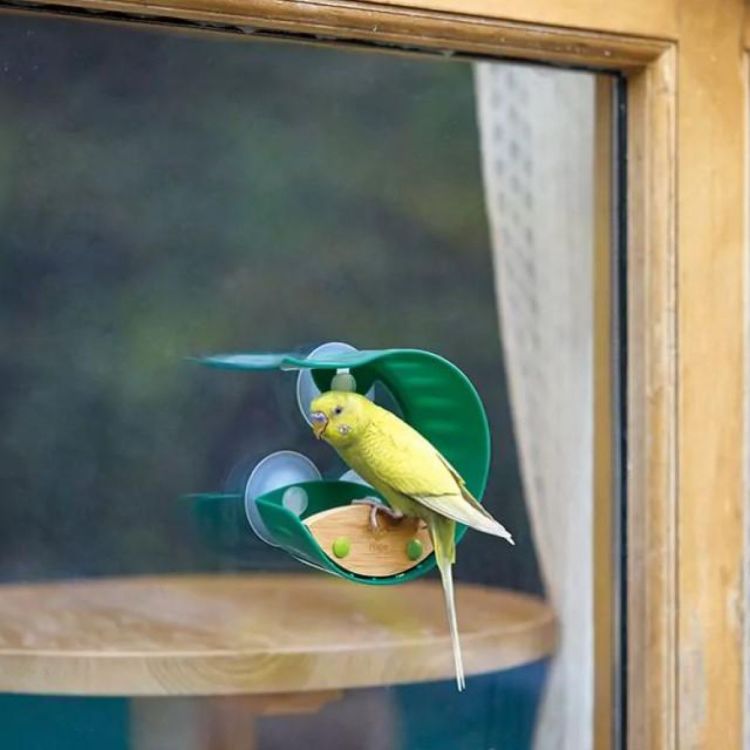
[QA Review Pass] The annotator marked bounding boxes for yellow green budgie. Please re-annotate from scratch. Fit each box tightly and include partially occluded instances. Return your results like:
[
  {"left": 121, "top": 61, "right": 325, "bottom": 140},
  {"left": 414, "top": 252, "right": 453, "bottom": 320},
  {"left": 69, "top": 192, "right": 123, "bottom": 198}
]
[{"left": 309, "top": 390, "right": 514, "bottom": 691}]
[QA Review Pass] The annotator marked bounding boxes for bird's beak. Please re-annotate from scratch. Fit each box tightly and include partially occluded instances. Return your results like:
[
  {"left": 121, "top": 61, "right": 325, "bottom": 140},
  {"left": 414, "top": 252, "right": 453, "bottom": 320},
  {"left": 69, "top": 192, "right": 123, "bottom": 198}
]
[{"left": 310, "top": 411, "right": 328, "bottom": 439}]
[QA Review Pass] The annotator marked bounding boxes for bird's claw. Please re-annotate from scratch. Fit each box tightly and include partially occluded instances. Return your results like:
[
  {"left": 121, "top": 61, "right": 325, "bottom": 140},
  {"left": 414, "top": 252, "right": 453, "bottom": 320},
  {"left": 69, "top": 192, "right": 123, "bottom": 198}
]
[{"left": 352, "top": 497, "right": 404, "bottom": 533}]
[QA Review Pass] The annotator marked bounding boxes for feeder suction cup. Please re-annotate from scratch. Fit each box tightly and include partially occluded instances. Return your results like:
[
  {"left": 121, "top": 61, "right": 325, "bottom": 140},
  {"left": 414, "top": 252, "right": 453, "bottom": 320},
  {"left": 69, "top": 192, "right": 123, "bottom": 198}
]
[
  {"left": 245, "top": 450, "right": 322, "bottom": 546},
  {"left": 296, "top": 342, "right": 374, "bottom": 425}
]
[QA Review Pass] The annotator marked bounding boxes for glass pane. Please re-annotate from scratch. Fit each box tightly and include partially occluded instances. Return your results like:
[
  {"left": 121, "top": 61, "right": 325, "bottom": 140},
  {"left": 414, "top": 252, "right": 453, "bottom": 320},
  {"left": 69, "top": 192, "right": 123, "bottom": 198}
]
[{"left": 0, "top": 13, "right": 619, "bottom": 750}]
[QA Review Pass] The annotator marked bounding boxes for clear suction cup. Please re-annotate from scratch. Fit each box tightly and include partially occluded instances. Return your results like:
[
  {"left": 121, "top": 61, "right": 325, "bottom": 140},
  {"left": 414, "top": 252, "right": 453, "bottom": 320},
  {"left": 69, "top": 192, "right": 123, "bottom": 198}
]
[
  {"left": 245, "top": 450, "right": 322, "bottom": 546},
  {"left": 296, "top": 342, "right": 375, "bottom": 425}
]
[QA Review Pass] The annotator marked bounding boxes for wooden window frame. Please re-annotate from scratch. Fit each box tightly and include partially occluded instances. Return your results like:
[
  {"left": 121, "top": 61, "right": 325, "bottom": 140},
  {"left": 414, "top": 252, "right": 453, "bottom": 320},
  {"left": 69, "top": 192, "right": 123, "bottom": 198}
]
[{"left": 2, "top": 1, "right": 746, "bottom": 747}]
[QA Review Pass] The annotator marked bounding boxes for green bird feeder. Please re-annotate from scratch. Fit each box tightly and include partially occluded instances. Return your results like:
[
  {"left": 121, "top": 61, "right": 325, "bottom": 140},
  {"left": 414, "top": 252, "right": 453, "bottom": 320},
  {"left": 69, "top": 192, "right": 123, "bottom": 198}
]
[{"left": 187, "top": 343, "right": 491, "bottom": 586}]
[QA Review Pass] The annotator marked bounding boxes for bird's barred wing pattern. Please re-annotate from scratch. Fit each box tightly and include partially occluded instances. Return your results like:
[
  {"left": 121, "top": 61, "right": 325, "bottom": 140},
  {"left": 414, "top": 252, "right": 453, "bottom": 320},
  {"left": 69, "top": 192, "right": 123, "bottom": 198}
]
[
  {"left": 357, "top": 410, "right": 513, "bottom": 543},
  {"left": 356, "top": 410, "right": 460, "bottom": 496}
]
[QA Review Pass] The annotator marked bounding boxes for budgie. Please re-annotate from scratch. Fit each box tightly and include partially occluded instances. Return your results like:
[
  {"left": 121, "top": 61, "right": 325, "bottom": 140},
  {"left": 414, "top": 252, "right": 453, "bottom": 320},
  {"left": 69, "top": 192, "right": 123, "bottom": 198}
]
[{"left": 309, "top": 390, "right": 514, "bottom": 691}]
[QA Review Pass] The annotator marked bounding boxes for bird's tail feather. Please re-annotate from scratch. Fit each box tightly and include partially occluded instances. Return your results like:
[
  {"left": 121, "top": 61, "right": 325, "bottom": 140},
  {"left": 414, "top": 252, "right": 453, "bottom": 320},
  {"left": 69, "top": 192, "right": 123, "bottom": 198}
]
[
  {"left": 430, "top": 516, "right": 465, "bottom": 691},
  {"left": 438, "top": 556, "right": 465, "bottom": 691}
]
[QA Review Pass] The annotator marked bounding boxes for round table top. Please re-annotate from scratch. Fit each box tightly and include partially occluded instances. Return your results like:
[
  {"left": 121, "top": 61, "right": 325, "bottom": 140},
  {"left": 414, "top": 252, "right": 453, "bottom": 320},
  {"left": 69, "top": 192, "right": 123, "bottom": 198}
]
[{"left": 0, "top": 573, "right": 556, "bottom": 696}]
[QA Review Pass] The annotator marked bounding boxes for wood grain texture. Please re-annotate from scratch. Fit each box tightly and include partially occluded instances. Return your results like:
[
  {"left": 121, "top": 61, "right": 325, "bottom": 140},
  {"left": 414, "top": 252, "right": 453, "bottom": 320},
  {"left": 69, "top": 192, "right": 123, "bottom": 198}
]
[
  {"left": 0, "top": 574, "right": 556, "bottom": 695},
  {"left": 362, "top": 0, "right": 677, "bottom": 40},
  {"left": 675, "top": 2, "right": 746, "bottom": 747},
  {"left": 625, "top": 46, "right": 678, "bottom": 750},
  {"left": 4, "top": 0, "right": 670, "bottom": 72},
  {"left": 626, "top": 5, "right": 747, "bottom": 747},
  {"left": 305, "top": 504, "right": 433, "bottom": 576}
]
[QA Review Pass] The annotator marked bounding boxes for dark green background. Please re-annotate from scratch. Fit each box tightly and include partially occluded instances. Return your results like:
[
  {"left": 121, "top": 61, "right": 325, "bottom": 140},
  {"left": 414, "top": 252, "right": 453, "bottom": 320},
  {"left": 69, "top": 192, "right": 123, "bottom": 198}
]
[{"left": 0, "top": 12, "right": 542, "bottom": 593}]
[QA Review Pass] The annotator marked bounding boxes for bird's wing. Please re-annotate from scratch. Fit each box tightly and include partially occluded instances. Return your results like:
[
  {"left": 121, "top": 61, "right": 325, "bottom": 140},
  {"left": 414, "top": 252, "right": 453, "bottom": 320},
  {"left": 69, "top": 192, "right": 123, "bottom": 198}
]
[
  {"left": 358, "top": 410, "right": 459, "bottom": 496},
  {"left": 361, "top": 411, "right": 514, "bottom": 543},
  {"left": 407, "top": 491, "right": 513, "bottom": 542}
]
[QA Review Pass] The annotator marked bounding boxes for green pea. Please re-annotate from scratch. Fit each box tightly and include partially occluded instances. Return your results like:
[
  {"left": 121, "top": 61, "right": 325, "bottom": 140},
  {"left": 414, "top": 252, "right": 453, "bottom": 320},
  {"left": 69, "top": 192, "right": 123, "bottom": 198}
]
[
  {"left": 332, "top": 536, "right": 351, "bottom": 559},
  {"left": 406, "top": 538, "right": 423, "bottom": 561}
]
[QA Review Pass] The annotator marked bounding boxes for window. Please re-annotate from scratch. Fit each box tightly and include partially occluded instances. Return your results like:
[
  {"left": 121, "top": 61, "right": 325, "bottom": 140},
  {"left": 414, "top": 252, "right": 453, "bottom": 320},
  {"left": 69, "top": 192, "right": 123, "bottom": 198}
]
[{"left": 0, "top": 2, "right": 745, "bottom": 749}]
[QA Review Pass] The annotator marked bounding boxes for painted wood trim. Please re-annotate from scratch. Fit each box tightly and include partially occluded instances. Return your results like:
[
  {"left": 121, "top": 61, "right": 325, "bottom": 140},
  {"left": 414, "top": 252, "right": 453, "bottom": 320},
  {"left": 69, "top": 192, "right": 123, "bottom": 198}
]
[
  {"left": 361, "top": 0, "right": 677, "bottom": 41},
  {"left": 675, "top": 3, "right": 746, "bottom": 746},
  {"left": 4, "top": 0, "right": 670, "bottom": 71},
  {"left": 626, "top": 4, "right": 747, "bottom": 746},
  {"left": 6, "top": 0, "right": 681, "bottom": 41},
  {"left": 625, "top": 47, "right": 678, "bottom": 750}
]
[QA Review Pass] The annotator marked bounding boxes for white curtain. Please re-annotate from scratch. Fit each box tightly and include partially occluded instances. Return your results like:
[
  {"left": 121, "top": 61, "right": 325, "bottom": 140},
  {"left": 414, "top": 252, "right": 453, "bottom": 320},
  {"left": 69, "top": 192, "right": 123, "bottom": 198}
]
[{"left": 474, "top": 63, "right": 594, "bottom": 750}]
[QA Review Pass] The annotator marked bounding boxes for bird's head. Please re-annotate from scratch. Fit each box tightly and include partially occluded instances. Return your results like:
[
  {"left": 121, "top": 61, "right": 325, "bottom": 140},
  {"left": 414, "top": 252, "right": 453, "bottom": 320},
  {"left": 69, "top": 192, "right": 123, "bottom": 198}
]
[{"left": 309, "top": 390, "right": 372, "bottom": 447}]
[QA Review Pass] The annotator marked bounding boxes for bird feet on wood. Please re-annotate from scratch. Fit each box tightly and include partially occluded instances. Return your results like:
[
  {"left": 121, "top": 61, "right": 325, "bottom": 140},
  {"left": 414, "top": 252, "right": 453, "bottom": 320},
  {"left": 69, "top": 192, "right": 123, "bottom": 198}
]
[{"left": 351, "top": 498, "right": 404, "bottom": 533}]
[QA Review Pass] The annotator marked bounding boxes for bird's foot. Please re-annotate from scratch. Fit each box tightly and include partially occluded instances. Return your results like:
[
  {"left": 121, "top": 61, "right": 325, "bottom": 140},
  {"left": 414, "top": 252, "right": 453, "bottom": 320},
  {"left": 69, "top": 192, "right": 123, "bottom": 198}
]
[{"left": 352, "top": 498, "right": 404, "bottom": 533}]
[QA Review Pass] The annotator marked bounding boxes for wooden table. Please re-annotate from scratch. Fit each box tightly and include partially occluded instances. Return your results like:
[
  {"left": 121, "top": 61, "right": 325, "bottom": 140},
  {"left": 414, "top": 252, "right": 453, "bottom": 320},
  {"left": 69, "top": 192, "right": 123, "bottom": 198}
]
[{"left": 0, "top": 574, "right": 556, "bottom": 748}]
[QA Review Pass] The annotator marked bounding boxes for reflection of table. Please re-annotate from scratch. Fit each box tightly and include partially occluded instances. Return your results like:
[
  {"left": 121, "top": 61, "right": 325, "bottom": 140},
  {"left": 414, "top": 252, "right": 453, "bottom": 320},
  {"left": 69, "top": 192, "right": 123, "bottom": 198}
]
[{"left": 0, "top": 574, "right": 556, "bottom": 748}]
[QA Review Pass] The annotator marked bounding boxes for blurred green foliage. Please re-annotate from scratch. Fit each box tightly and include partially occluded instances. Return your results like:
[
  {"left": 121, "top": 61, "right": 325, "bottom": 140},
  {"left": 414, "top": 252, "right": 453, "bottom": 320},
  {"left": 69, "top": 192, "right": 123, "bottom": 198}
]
[{"left": 0, "top": 14, "right": 541, "bottom": 594}]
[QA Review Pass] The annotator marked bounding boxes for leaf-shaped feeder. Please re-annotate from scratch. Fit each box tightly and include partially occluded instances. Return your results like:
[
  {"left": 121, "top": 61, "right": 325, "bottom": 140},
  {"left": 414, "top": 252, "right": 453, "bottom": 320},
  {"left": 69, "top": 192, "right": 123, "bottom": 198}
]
[{"left": 188, "top": 348, "right": 491, "bottom": 585}]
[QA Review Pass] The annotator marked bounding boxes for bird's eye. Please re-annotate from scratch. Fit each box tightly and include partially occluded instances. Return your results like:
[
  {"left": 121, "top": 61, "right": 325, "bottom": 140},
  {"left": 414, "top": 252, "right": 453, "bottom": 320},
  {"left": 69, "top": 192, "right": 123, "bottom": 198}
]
[{"left": 333, "top": 406, "right": 343, "bottom": 416}]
